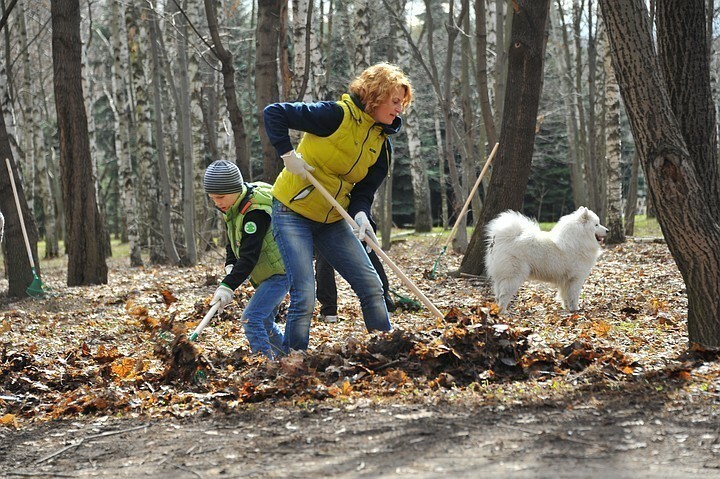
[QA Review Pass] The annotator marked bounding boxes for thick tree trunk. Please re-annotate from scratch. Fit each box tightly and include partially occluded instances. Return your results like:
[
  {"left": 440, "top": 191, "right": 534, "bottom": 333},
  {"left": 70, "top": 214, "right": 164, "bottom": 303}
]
[
  {"left": 0, "top": 124, "right": 38, "bottom": 297},
  {"left": 460, "top": 0, "right": 551, "bottom": 275},
  {"left": 656, "top": 0, "right": 720, "bottom": 223},
  {"left": 51, "top": 0, "right": 107, "bottom": 286},
  {"left": 600, "top": 0, "right": 720, "bottom": 347}
]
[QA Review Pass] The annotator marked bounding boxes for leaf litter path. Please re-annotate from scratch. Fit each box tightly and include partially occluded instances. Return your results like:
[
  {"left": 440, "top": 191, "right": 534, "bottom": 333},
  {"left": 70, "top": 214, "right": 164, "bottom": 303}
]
[{"left": 1, "top": 237, "right": 720, "bottom": 477}]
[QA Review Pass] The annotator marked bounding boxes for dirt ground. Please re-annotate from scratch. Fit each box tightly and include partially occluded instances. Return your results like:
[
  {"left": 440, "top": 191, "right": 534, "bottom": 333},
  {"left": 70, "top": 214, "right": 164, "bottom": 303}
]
[
  {"left": 2, "top": 395, "right": 719, "bottom": 478},
  {"left": 2, "top": 238, "right": 720, "bottom": 478}
]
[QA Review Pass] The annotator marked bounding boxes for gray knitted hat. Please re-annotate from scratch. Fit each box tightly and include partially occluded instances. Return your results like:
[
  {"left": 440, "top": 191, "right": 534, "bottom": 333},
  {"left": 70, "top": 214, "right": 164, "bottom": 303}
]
[{"left": 203, "top": 160, "right": 244, "bottom": 194}]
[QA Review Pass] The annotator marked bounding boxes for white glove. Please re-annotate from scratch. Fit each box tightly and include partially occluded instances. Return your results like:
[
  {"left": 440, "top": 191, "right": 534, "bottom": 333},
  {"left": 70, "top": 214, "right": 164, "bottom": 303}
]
[
  {"left": 210, "top": 284, "right": 234, "bottom": 310},
  {"left": 281, "top": 150, "right": 315, "bottom": 179},
  {"left": 225, "top": 264, "right": 234, "bottom": 275},
  {"left": 354, "top": 211, "right": 378, "bottom": 249}
]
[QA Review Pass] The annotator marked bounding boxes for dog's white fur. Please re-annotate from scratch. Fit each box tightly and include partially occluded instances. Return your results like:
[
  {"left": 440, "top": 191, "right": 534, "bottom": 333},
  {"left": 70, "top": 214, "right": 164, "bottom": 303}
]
[{"left": 485, "top": 207, "right": 607, "bottom": 311}]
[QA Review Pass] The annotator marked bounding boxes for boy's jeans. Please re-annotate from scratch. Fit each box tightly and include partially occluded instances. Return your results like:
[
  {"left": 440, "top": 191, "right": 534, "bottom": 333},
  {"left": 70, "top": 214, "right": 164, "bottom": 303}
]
[
  {"left": 241, "top": 273, "right": 288, "bottom": 359},
  {"left": 272, "top": 200, "right": 390, "bottom": 352}
]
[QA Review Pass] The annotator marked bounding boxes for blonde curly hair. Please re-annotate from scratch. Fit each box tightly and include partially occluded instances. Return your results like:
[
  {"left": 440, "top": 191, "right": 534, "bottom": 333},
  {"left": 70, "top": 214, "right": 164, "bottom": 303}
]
[{"left": 348, "top": 62, "right": 413, "bottom": 114}]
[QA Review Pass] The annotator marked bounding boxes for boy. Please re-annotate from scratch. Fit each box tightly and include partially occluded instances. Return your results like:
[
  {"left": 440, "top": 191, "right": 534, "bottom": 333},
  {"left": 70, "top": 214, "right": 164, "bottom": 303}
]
[{"left": 204, "top": 160, "right": 288, "bottom": 359}]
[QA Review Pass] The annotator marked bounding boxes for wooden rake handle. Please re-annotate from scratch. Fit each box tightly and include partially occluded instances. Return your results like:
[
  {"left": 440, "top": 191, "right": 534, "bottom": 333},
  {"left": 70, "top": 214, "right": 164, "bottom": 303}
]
[
  {"left": 305, "top": 173, "right": 444, "bottom": 320},
  {"left": 443, "top": 142, "right": 499, "bottom": 250}
]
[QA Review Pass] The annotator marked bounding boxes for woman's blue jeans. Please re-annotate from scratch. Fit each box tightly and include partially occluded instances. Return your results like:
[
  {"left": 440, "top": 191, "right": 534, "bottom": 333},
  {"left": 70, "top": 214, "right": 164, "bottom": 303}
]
[
  {"left": 272, "top": 199, "right": 391, "bottom": 351},
  {"left": 241, "top": 273, "right": 288, "bottom": 359}
]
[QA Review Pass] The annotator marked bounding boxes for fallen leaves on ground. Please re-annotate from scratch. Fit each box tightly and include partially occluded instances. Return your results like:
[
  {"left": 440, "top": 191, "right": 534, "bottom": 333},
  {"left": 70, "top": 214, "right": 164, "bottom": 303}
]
[{"left": 1, "top": 236, "right": 719, "bottom": 428}]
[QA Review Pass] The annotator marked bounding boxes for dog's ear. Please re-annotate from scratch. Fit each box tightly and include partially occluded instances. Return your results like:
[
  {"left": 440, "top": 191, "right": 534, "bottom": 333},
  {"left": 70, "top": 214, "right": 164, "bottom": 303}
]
[{"left": 578, "top": 206, "right": 590, "bottom": 223}]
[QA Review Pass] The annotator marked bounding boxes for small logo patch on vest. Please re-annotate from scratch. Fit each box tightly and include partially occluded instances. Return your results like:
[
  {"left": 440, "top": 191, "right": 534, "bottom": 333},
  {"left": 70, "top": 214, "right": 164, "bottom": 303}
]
[{"left": 244, "top": 221, "right": 257, "bottom": 234}]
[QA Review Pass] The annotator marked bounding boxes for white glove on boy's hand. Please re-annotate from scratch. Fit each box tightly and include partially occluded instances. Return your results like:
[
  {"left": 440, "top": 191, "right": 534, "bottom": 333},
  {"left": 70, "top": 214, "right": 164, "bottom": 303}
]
[
  {"left": 225, "top": 264, "right": 234, "bottom": 275},
  {"left": 354, "top": 211, "right": 378, "bottom": 249},
  {"left": 210, "top": 284, "right": 234, "bottom": 310},
  {"left": 281, "top": 150, "right": 315, "bottom": 179}
]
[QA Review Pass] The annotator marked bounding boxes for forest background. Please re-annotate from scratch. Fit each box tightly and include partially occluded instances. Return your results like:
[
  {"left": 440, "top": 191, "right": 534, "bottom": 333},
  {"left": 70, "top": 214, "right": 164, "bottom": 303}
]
[{"left": 1, "top": 0, "right": 720, "bottom": 346}]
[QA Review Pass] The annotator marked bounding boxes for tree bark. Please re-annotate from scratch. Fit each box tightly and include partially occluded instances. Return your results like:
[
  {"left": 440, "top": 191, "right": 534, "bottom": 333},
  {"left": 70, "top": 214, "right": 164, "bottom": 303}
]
[
  {"left": 0, "top": 123, "right": 39, "bottom": 297},
  {"left": 656, "top": 0, "right": 720, "bottom": 222},
  {"left": 149, "top": 7, "right": 181, "bottom": 266},
  {"left": 603, "top": 30, "right": 625, "bottom": 244},
  {"left": 599, "top": 0, "right": 720, "bottom": 347},
  {"left": 624, "top": 152, "right": 639, "bottom": 236},
  {"left": 475, "top": 0, "right": 497, "bottom": 148},
  {"left": 175, "top": 1, "right": 197, "bottom": 265},
  {"left": 204, "top": 0, "right": 250, "bottom": 178},
  {"left": 551, "top": 0, "right": 587, "bottom": 208},
  {"left": 51, "top": 0, "right": 107, "bottom": 286},
  {"left": 460, "top": 0, "right": 551, "bottom": 275},
  {"left": 256, "top": 0, "right": 283, "bottom": 182},
  {"left": 113, "top": 0, "right": 143, "bottom": 266}
]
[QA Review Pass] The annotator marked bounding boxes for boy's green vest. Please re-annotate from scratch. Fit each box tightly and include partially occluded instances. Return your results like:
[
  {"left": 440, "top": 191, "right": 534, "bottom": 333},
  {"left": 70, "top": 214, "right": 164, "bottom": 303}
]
[
  {"left": 270, "top": 93, "right": 389, "bottom": 223},
  {"left": 225, "top": 182, "right": 285, "bottom": 287}
]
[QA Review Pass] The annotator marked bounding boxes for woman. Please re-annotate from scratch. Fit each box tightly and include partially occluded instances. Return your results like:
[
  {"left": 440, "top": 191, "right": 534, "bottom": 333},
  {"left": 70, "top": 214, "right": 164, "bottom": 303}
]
[{"left": 264, "top": 62, "right": 413, "bottom": 352}]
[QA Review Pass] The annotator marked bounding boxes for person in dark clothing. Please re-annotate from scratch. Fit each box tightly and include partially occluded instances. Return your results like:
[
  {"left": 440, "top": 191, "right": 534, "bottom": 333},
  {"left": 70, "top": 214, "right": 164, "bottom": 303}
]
[{"left": 315, "top": 240, "right": 397, "bottom": 323}]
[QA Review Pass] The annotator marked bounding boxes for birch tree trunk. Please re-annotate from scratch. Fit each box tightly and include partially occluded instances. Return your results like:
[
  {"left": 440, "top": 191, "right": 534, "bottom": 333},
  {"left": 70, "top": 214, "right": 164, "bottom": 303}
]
[
  {"left": 573, "top": 0, "right": 590, "bottom": 207},
  {"left": 118, "top": 0, "right": 143, "bottom": 265},
  {"left": 404, "top": 102, "right": 432, "bottom": 232},
  {"left": 394, "top": 1, "right": 432, "bottom": 233},
  {"left": 624, "top": 153, "right": 639, "bottom": 236},
  {"left": 354, "top": 0, "right": 370, "bottom": 72},
  {"left": 149, "top": 6, "right": 181, "bottom": 265},
  {"left": 585, "top": 0, "right": 603, "bottom": 217},
  {"left": 551, "top": 0, "right": 587, "bottom": 208},
  {"left": 493, "top": 0, "right": 510, "bottom": 129},
  {"left": 475, "top": 0, "right": 497, "bottom": 147},
  {"left": 461, "top": 0, "right": 479, "bottom": 227},
  {"left": 20, "top": 3, "right": 59, "bottom": 257},
  {"left": 310, "top": 1, "right": 328, "bottom": 100},
  {"left": 291, "top": 0, "right": 311, "bottom": 101},
  {"left": 435, "top": 113, "right": 448, "bottom": 228},
  {"left": 176, "top": 1, "right": 197, "bottom": 265},
  {"left": 602, "top": 31, "right": 624, "bottom": 244}
]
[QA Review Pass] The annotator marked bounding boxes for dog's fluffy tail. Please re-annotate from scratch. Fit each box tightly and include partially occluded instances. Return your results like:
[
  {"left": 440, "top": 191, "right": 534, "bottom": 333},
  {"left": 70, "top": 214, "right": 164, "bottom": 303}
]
[{"left": 485, "top": 210, "right": 540, "bottom": 247}]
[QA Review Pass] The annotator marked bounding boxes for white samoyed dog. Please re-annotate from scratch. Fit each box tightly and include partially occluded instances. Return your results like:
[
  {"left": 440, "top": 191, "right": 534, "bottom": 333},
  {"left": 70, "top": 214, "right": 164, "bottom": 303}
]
[{"left": 485, "top": 206, "right": 608, "bottom": 312}]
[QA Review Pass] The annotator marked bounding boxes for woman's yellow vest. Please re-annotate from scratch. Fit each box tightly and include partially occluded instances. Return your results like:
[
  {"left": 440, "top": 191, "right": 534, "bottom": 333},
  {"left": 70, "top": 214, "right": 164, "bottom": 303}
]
[
  {"left": 270, "top": 94, "right": 389, "bottom": 223},
  {"left": 225, "top": 183, "right": 285, "bottom": 287}
]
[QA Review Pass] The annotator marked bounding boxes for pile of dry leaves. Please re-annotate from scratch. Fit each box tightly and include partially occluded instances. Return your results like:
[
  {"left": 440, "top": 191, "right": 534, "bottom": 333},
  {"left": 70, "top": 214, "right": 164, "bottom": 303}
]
[{"left": 1, "top": 236, "right": 718, "bottom": 428}]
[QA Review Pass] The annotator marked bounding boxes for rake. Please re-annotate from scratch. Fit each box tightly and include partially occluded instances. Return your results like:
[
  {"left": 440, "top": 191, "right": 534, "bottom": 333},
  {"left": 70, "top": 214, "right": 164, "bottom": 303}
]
[
  {"left": 306, "top": 173, "right": 444, "bottom": 321},
  {"left": 429, "top": 143, "right": 499, "bottom": 279},
  {"left": 5, "top": 158, "right": 45, "bottom": 298}
]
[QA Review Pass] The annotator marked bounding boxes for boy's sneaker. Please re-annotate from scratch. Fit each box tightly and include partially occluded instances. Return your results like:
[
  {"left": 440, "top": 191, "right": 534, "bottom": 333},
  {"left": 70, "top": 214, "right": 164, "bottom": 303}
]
[{"left": 319, "top": 314, "right": 338, "bottom": 323}]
